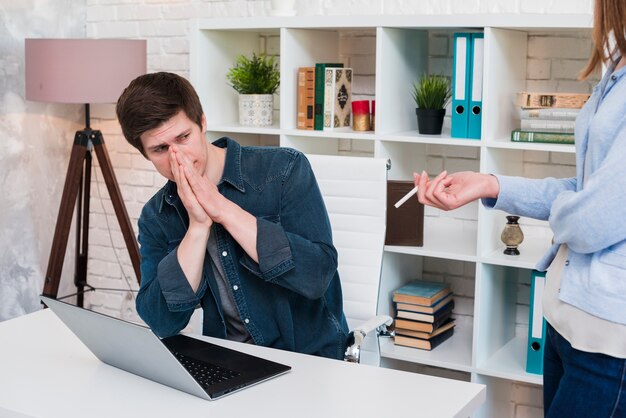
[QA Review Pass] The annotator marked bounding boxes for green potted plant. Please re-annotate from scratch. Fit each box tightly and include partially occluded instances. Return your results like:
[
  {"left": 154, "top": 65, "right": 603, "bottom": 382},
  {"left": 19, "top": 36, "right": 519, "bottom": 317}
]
[
  {"left": 412, "top": 74, "right": 451, "bottom": 135},
  {"left": 226, "top": 53, "right": 280, "bottom": 127}
]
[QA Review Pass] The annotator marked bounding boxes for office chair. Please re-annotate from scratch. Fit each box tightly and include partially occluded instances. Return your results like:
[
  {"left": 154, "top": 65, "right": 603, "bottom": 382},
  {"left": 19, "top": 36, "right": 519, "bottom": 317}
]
[{"left": 306, "top": 154, "right": 393, "bottom": 365}]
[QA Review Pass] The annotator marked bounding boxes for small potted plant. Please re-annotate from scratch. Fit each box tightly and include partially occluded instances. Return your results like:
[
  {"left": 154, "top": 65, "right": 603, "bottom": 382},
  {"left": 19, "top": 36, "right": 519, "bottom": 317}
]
[
  {"left": 412, "top": 74, "right": 451, "bottom": 135},
  {"left": 226, "top": 53, "right": 280, "bottom": 127}
]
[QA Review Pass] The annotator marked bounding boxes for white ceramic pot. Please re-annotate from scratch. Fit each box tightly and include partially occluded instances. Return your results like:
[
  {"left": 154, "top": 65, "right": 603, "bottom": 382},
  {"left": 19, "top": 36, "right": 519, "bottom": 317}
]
[
  {"left": 238, "top": 94, "right": 274, "bottom": 127},
  {"left": 270, "top": 0, "right": 296, "bottom": 16}
]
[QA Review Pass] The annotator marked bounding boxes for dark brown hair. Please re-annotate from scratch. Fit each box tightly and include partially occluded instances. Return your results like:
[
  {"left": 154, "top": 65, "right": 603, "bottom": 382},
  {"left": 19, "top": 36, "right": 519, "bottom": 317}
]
[
  {"left": 580, "top": 0, "right": 626, "bottom": 79},
  {"left": 116, "top": 72, "right": 204, "bottom": 157}
]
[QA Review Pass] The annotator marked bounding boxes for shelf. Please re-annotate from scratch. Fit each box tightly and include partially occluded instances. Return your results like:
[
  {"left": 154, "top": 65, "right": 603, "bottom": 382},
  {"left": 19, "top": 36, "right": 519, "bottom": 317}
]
[
  {"left": 476, "top": 335, "right": 543, "bottom": 385},
  {"left": 380, "top": 129, "right": 481, "bottom": 147},
  {"left": 385, "top": 219, "right": 477, "bottom": 262},
  {"left": 282, "top": 128, "right": 377, "bottom": 140},
  {"left": 481, "top": 238, "right": 551, "bottom": 269},
  {"left": 485, "top": 139, "right": 575, "bottom": 154},
  {"left": 381, "top": 315, "right": 473, "bottom": 373},
  {"left": 207, "top": 124, "right": 282, "bottom": 135},
  {"left": 194, "top": 14, "right": 592, "bottom": 31}
]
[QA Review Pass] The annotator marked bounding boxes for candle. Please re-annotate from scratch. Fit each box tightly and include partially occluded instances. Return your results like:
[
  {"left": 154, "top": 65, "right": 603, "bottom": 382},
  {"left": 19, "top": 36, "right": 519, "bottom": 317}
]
[{"left": 351, "top": 100, "right": 371, "bottom": 131}]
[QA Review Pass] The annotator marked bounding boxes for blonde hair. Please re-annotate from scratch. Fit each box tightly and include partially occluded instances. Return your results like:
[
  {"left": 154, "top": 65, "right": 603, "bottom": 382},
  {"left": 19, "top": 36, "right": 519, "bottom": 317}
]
[{"left": 580, "top": 0, "right": 626, "bottom": 79}]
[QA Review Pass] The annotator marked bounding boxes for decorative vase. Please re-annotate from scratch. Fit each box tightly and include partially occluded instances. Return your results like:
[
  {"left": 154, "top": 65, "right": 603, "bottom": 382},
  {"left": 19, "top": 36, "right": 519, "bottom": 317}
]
[
  {"left": 501, "top": 215, "right": 524, "bottom": 255},
  {"left": 238, "top": 94, "right": 273, "bottom": 127},
  {"left": 416, "top": 108, "right": 446, "bottom": 135}
]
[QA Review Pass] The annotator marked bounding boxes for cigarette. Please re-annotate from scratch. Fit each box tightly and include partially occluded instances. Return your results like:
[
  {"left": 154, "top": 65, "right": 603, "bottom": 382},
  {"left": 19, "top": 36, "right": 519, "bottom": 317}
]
[{"left": 394, "top": 186, "right": 418, "bottom": 209}]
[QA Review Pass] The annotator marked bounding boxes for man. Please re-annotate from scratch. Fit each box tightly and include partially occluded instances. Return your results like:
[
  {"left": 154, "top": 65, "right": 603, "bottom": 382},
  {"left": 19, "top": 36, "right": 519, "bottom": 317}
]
[{"left": 116, "top": 72, "right": 349, "bottom": 360}]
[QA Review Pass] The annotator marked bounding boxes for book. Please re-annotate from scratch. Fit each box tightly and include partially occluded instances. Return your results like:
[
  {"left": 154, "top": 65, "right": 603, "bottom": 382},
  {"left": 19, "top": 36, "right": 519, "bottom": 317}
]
[
  {"left": 323, "top": 67, "right": 352, "bottom": 130},
  {"left": 396, "top": 299, "right": 455, "bottom": 323},
  {"left": 394, "top": 309, "right": 453, "bottom": 333},
  {"left": 396, "top": 293, "right": 454, "bottom": 314},
  {"left": 515, "top": 92, "right": 590, "bottom": 109},
  {"left": 385, "top": 180, "right": 424, "bottom": 246},
  {"left": 394, "top": 326, "right": 454, "bottom": 350},
  {"left": 392, "top": 280, "right": 451, "bottom": 306},
  {"left": 394, "top": 317, "right": 456, "bottom": 340},
  {"left": 314, "top": 63, "right": 343, "bottom": 130},
  {"left": 520, "top": 118, "right": 575, "bottom": 133},
  {"left": 519, "top": 107, "right": 580, "bottom": 120},
  {"left": 297, "top": 67, "right": 315, "bottom": 130},
  {"left": 510, "top": 129, "right": 575, "bottom": 144}
]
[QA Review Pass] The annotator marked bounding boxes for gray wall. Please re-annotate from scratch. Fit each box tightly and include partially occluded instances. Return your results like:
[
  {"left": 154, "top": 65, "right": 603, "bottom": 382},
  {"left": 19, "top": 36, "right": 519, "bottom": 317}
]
[{"left": 0, "top": 0, "right": 86, "bottom": 320}]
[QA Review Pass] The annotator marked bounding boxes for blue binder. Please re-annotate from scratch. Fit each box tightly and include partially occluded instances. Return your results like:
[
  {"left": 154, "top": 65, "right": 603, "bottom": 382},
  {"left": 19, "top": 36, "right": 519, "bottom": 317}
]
[
  {"left": 526, "top": 270, "right": 547, "bottom": 375},
  {"left": 451, "top": 33, "right": 471, "bottom": 138},
  {"left": 467, "top": 33, "right": 484, "bottom": 139}
]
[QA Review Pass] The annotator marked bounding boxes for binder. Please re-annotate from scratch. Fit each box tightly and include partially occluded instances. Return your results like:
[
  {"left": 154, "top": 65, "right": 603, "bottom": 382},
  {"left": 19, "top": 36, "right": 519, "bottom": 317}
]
[
  {"left": 526, "top": 270, "right": 547, "bottom": 375},
  {"left": 451, "top": 33, "right": 471, "bottom": 138},
  {"left": 467, "top": 33, "right": 484, "bottom": 139}
]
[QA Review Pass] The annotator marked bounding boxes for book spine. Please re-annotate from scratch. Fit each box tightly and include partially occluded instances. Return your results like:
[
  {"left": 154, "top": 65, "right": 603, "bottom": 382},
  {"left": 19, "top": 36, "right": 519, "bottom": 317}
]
[
  {"left": 314, "top": 63, "right": 343, "bottom": 130},
  {"left": 519, "top": 108, "right": 580, "bottom": 120},
  {"left": 515, "top": 92, "right": 590, "bottom": 109},
  {"left": 520, "top": 119, "right": 576, "bottom": 133},
  {"left": 511, "top": 129, "right": 575, "bottom": 144},
  {"left": 314, "top": 64, "right": 325, "bottom": 130},
  {"left": 323, "top": 68, "right": 335, "bottom": 130},
  {"left": 334, "top": 68, "right": 352, "bottom": 129},
  {"left": 297, "top": 67, "right": 314, "bottom": 130}
]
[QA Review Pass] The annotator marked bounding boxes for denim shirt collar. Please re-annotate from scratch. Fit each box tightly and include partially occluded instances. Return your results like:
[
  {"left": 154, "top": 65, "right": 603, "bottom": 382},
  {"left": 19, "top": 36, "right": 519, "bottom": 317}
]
[
  {"left": 213, "top": 136, "right": 245, "bottom": 193},
  {"left": 158, "top": 136, "right": 244, "bottom": 213}
]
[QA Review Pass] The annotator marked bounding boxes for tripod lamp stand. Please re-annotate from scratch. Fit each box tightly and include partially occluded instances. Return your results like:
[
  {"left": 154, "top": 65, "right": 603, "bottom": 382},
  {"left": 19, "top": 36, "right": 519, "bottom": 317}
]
[{"left": 25, "top": 39, "right": 146, "bottom": 306}]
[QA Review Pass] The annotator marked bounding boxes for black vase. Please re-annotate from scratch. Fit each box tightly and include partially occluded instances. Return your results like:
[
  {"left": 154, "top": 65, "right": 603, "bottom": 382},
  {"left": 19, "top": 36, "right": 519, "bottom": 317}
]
[{"left": 416, "top": 108, "right": 446, "bottom": 135}]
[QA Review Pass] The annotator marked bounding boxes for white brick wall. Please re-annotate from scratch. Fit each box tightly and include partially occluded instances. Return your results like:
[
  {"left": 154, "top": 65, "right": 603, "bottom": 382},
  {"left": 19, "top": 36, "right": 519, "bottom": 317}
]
[{"left": 82, "top": 2, "right": 597, "bottom": 416}]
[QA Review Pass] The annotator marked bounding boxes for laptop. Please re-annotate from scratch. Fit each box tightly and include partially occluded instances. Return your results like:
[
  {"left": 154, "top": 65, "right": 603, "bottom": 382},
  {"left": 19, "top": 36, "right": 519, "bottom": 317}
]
[{"left": 40, "top": 296, "right": 291, "bottom": 400}]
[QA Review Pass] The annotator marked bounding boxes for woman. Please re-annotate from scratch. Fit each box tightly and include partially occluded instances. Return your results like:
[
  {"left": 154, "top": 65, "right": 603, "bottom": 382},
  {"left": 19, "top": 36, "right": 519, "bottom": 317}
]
[{"left": 414, "top": 1, "right": 626, "bottom": 416}]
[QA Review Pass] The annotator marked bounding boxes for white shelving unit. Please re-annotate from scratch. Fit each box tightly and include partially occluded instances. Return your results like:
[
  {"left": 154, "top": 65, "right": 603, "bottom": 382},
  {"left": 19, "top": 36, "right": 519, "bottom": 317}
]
[{"left": 191, "top": 14, "right": 592, "bottom": 418}]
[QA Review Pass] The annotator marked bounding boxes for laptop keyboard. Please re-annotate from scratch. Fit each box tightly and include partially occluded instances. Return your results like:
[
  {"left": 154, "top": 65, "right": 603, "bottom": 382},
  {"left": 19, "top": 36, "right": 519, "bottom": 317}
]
[{"left": 173, "top": 351, "right": 241, "bottom": 388}]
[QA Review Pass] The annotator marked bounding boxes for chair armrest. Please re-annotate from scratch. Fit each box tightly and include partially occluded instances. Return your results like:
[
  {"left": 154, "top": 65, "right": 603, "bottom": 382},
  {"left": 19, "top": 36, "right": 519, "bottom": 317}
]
[{"left": 344, "top": 315, "right": 393, "bottom": 363}]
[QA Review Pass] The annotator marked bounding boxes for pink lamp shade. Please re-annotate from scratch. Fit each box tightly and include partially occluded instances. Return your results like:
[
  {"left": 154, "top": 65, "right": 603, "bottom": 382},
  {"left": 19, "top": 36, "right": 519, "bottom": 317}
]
[{"left": 25, "top": 39, "right": 147, "bottom": 104}]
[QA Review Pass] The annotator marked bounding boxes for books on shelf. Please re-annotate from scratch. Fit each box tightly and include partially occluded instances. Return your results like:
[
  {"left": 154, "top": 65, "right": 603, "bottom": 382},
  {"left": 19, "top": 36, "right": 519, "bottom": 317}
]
[
  {"left": 394, "top": 327, "right": 455, "bottom": 351},
  {"left": 511, "top": 129, "right": 575, "bottom": 144},
  {"left": 393, "top": 280, "right": 451, "bottom": 306},
  {"left": 394, "top": 309, "right": 453, "bottom": 333},
  {"left": 515, "top": 92, "right": 591, "bottom": 109},
  {"left": 520, "top": 118, "right": 575, "bottom": 133},
  {"left": 323, "top": 67, "right": 352, "bottom": 130},
  {"left": 396, "top": 299, "right": 455, "bottom": 323},
  {"left": 519, "top": 108, "right": 580, "bottom": 120},
  {"left": 297, "top": 67, "right": 315, "bottom": 130},
  {"left": 396, "top": 293, "right": 454, "bottom": 314},
  {"left": 395, "top": 317, "right": 456, "bottom": 340},
  {"left": 314, "top": 63, "right": 343, "bottom": 130},
  {"left": 392, "top": 280, "right": 455, "bottom": 350}
]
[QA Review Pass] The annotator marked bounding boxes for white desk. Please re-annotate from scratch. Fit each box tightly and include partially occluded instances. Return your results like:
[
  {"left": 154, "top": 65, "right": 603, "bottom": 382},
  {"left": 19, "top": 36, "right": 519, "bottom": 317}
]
[{"left": 0, "top": 309, "right": 485, "bottom": 418}]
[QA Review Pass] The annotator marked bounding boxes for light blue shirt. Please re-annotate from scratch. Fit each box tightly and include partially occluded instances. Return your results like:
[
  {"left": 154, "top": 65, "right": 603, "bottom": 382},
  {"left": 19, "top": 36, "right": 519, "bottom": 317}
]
[{"left": 484, "top": 60, "right": 626, "bottom": 325}]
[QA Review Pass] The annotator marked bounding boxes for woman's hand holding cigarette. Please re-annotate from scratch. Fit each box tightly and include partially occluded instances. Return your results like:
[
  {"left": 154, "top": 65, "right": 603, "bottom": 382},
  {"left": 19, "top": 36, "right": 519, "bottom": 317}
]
[{"left": 412, "top": 170, "right": 500, "bottom": 211}]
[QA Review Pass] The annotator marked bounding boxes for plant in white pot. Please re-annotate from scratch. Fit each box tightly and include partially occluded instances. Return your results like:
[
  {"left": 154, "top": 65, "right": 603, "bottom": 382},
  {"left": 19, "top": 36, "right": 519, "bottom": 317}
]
[
  {"left": 412, "top": 74, "right": 451, "bottom": 135},
  {"left": 226, "top": 53, "right": 280, "bottom": 127}
]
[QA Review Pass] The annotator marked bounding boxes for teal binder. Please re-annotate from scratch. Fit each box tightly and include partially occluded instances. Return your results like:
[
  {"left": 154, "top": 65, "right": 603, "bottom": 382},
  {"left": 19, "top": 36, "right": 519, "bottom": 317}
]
[
  {"left": 451, "top": 33, "right": 471, "bottom": 138},
  {"left": 526, "top": 270, "right": 547, "bottom": 375},
  {"left": 467, "top": 33, "right": 484, "bottom": 139}
]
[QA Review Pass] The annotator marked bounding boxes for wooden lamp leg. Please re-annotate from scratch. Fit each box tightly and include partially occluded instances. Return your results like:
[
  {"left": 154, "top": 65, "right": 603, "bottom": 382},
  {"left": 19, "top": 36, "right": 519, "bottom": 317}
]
[{"left": 43, "top": 129, "right": 141, "bottom": 305}]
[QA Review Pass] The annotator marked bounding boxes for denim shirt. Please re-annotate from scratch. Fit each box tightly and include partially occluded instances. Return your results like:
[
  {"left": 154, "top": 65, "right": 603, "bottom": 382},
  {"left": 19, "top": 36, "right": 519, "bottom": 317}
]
[
  {"left": 483, "top": 61, "right": 626, "bottom": 325},
  {"left": 136, "top": 137, "right": 349, "bottom": 359}
]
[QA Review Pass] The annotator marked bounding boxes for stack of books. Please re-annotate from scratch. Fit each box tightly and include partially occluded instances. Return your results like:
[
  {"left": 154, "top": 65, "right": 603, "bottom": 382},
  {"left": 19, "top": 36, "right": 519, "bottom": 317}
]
[
  {"left": 511, "top": 92, "right": 590, "bottom": 144},
  {"left": 297, "top": 63, "right": 353, "bottom": 131},
  {"left": 392, "top": 280, "right": 455, "bottom": 351}
]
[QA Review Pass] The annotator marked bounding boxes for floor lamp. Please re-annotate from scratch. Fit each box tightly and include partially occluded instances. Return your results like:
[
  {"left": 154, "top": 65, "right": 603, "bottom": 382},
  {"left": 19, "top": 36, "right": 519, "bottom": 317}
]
[{"left": 25, "top": 39, "right": 146, "bottom": 307}]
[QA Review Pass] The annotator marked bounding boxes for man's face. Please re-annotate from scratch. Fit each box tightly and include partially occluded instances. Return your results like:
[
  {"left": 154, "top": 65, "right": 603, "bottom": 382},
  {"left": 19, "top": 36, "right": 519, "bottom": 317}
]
[{"left": 140, "top": 111, "right": 208, "bottom": 182}]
